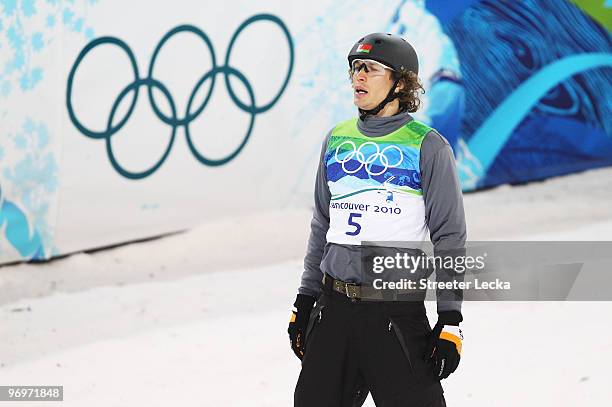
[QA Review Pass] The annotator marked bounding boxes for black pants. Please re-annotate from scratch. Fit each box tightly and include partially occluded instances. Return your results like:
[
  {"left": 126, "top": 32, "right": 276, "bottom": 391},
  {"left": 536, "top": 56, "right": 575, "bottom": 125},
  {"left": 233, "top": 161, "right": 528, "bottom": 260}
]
[{"left": 294, "top": 289, "right": 446, "bottom": 407}]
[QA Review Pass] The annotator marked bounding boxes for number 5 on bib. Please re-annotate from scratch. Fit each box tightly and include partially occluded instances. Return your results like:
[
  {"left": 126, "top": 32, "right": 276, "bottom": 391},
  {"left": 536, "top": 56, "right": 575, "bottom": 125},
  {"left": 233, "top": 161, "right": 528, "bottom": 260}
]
[{"left": 346, "top": 212, "right": 362, "bottom": 236}]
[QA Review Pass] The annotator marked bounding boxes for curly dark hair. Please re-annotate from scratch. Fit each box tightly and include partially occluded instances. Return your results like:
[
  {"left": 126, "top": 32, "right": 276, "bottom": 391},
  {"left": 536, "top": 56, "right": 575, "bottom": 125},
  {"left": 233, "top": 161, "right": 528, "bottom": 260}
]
[
  {"left": 392, "top": 70, "right": 425, "bottom": 113},
  {"left": 349, "top": 68, "right": 425, "bottom": 113}
]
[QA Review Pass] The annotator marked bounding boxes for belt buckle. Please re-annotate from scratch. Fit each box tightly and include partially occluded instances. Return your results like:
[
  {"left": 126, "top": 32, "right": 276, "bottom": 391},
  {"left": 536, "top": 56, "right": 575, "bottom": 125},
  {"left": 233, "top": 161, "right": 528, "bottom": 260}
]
[{"left": 344, "top": 282, "right": 359, "bottom": 299}]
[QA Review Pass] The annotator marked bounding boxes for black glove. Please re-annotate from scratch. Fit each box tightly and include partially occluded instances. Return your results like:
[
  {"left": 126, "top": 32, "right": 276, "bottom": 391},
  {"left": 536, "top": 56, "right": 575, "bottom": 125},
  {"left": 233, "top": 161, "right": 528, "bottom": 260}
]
[
  {"left": 424, "top": 311, "right": 463, "bottom": 380},
  {"left": 287, "top": 294, "right": 316, "bottom": 360}
]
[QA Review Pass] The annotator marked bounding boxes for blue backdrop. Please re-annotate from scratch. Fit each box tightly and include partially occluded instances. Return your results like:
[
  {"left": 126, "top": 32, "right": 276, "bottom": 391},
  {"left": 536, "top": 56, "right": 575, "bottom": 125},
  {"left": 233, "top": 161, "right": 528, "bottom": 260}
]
[{"left": 395, "top": 0, "right": 612, "bottom": 190}]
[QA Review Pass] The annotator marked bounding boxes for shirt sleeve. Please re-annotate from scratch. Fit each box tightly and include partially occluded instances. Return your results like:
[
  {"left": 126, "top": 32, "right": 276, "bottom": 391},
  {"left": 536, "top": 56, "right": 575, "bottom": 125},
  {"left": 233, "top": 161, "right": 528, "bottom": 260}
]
[
  {"left": 419, "top": 130, "right": 467, "bottom": 315},
  {"left": 298, "top": 131, "right": 332, "bottom": 298}
]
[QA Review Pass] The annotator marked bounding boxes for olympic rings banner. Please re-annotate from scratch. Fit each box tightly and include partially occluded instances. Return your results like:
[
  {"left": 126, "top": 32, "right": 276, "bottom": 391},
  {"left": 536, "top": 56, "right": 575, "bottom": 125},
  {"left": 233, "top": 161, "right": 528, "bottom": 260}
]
[{"left": 1, "top": 0, "right": 610, "bottom": 263}]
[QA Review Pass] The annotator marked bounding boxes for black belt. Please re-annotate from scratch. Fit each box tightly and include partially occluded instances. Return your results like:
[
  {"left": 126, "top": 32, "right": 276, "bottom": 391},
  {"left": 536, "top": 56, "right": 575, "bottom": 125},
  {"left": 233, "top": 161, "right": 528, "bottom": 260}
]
[{"left": 322, "top": 273, "right": 426, "bottom": 302}]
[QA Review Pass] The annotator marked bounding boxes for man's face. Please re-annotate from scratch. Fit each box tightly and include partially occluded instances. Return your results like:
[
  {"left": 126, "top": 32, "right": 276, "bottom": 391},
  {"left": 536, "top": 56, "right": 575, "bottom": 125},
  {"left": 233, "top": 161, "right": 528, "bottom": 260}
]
[{"left": 351, "top": 59, "right": 395, "bottom": 110}]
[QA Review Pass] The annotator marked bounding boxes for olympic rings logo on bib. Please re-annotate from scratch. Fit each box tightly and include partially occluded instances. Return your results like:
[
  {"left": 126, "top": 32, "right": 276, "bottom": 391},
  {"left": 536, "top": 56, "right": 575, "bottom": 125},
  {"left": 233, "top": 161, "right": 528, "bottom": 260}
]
[
  {"left": 66, "top": 14, "right": 293, "bottom": 180},
  {"left": 334, "top": 141, "right": 403, "bottom": 176}
]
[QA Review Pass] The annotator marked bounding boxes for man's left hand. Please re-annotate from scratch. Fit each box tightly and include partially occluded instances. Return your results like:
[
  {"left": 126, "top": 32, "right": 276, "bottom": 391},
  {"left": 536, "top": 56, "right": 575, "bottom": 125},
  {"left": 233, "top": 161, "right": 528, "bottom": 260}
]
[{"left": 424, "top": 311, "right": 463, "bottom": 380}]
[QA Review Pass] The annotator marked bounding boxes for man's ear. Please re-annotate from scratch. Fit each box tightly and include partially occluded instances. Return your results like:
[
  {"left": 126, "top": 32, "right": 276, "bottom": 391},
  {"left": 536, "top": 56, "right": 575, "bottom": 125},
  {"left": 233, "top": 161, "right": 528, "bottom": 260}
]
[{"left": 394, "top": 78, "right": 405, "bottom": 93}]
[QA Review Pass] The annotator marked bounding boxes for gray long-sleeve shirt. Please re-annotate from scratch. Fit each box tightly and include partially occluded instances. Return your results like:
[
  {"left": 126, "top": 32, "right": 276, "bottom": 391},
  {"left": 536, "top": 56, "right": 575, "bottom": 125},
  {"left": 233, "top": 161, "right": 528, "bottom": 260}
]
[{"left": 299, "top": 110, "right": 467, "bottom": 313}]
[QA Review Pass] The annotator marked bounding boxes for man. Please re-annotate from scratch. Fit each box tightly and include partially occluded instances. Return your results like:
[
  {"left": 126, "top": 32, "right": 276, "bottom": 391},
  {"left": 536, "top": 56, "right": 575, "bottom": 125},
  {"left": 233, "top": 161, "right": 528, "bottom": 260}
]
[{"left": 288, "top": 33, "right": 466, "bottom": 407}]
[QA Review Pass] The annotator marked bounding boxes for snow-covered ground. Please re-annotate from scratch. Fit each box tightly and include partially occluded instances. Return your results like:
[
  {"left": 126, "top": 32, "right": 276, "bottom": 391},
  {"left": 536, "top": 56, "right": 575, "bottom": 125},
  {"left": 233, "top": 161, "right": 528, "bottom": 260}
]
[{"left": 1, "top": 167, "right": 612, "bottom": 406}]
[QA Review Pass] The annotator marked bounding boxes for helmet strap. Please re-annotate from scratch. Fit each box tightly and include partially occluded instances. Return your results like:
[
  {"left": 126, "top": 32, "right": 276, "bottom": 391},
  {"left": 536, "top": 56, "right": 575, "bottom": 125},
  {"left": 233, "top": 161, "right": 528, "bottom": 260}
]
[{"left": 358, "top": 79, "right": 400, "bottom": 121}]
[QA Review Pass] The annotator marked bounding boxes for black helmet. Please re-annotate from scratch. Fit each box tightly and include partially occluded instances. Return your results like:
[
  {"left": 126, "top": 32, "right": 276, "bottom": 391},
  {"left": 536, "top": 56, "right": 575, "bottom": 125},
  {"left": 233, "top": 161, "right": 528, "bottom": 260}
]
[{"left": 348, "top": 33, "right": 418, "bottom": 75}]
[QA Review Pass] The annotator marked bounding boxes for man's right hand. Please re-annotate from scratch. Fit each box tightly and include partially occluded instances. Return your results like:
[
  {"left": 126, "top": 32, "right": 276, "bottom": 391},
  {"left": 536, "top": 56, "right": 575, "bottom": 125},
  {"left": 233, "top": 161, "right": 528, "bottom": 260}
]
[{"left": 287, "top": 294, "right": 316, "bottom": 360}]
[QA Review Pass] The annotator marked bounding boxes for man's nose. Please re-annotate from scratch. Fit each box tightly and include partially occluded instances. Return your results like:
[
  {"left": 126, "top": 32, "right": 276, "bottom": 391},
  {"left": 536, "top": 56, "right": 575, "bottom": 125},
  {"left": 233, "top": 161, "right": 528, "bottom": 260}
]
[{"left": 355, "top": 69, "right": 367, "bottom": 81}]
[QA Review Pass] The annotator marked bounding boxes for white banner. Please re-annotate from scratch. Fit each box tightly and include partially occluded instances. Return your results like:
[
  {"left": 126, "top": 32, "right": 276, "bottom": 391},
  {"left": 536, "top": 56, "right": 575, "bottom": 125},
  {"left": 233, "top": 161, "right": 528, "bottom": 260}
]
[{"left": 1, "top": 0, "right": 418, "bottom": 263}]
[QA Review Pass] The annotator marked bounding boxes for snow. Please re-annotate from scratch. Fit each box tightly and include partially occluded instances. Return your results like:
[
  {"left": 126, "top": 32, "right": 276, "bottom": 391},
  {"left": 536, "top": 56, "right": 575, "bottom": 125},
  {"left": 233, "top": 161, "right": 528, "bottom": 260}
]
[{"left": 1, "top": 167, "right": 612, "bottom": 406}]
